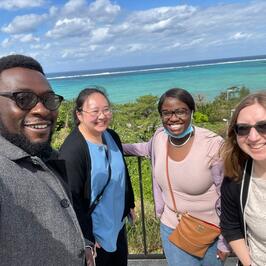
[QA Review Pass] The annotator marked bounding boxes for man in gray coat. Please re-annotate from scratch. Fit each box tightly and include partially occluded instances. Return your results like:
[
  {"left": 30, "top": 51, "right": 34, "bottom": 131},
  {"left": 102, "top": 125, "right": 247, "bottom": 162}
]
[{"left": 0, "top": 54, "right": 88, "bottom": 265}]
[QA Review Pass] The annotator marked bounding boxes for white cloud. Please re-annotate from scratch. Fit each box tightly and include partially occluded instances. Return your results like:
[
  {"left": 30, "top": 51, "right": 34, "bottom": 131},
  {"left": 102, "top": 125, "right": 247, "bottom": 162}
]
[
  {"left": 18, "top": 33, "right": 40, "bottom": 42},
  {"left": 128, "top": 5, "right": 196, "bottom": 25},
  {"left": 89, "top": 0, "right": 120, "bottom": 19},
  {"left": 169, "top": 42, "right": 181, "bottom": 49},
  {"left": 61, "top": 47, "right": 92, "bottom": 59},
  {"left": 184, "top": 38, "right": 204, "bottom": 47},
  {"left": 45, "top": 0, "right": 121, "bottom": 42},
  {"left": 1, "top": 14, "right": 47, "bottom": 34},
  {"left": 143, "top": 18, "right": 174, "bottom": 33},
  {"left": 1, "top": 33, "right": 39, "bottom": 47},
  {"left": 106, "top": 46, "right": 115, "bottom": 53},
  {"left": 49, "top": 6, "right": 58, "bottom": 17},
  {"left": 105, "top": 5, "right": 196, "bottom": 43},
  {"left": 0, "top": 0, "right": 44, "bottom": 10},
  {"left": 1, "top": 38, "right": 11, "bottom": 48},
  {"left": 206, "top": 39, "right": 224, "bottom": 47},
  {"left": 46, "top": 17, "right": 92, "bottom": 38},
  {"left": 231, "top": 32, "right": 252, "bottom": 40},
  {"left": 90, "top": 27, "right": 111, "bottom": 43},
  {"left": 63, "top": 0, "right": 87, "bottom": 15},
  {"left": 126, "top": 43, "right": 144, "bottom": 53},
  {"left": 60, "top": 0, "right": 120, "bottom": 22},
  {"left": 111, "top": 23, "right": 130, "bottom": 34},
  {"left": 31, "top": 43, "right": 51, "bottom": 50}
]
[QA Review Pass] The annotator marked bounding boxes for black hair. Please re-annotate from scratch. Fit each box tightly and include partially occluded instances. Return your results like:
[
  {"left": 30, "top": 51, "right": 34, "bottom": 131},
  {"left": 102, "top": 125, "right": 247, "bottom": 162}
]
[
  {"left": 158, "top": 88, "right": 195, "bottom": 114},
  {"left": 73, "top": 87, "right": 110, "bottom": 125},
  {"left": 0, "top": 54, "right": 44, "bottom": 75}
]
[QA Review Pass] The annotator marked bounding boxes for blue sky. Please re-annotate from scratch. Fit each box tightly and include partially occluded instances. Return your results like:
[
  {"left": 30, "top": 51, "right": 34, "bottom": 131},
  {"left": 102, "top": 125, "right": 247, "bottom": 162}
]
[{"left": 0, "top": 0, "right": 265, "bottom": 73}]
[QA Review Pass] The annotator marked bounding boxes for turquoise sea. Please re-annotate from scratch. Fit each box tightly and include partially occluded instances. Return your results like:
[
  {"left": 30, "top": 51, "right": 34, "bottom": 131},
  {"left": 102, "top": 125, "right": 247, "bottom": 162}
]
[{"left": 47, "top": 55, "right": 266, "bottom": 104}]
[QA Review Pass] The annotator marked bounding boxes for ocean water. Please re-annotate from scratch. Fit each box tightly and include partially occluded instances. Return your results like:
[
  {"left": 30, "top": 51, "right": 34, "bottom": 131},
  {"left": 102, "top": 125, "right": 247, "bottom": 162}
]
[{"left": 47, "top": 55, "right": 266, "bottom": 103}]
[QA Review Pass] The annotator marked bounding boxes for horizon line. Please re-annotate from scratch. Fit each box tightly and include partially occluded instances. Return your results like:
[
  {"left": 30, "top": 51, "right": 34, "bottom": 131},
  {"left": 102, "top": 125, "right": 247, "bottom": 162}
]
[{"left": 47, "top": 54, "right": 266, "bottom": 80}]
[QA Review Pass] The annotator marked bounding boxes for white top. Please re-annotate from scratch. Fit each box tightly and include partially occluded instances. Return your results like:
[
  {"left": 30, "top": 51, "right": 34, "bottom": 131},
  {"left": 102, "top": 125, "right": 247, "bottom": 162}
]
[{"left": 245, "top": 176, "right": 266, "bottom": 266}]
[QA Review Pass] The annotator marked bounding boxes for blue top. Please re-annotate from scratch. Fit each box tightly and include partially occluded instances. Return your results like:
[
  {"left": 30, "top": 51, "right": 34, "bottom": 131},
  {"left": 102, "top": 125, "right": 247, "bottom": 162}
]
[{"left": 86, "top": 131, "right": 126, "bottom": 252}]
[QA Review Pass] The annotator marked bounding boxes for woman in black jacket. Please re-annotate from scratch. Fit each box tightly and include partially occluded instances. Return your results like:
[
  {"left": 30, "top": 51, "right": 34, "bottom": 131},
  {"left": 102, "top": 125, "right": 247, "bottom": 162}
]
[
  {"left": 220, "top": 92, "right": 266, "bottom": 266},
  {"left": 59, "top": 88, "right": 135, "bottom": 266}
]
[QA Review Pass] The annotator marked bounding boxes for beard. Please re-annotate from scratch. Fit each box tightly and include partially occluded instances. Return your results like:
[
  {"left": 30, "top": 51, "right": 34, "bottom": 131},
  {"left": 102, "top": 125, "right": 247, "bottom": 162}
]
[{"left": 0, "top": 120, "right": 53, "bottom": 158}]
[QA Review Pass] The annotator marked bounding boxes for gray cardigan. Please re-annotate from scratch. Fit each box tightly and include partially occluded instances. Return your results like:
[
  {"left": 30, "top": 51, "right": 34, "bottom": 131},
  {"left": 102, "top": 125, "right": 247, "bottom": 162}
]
[{"left": 0, "top": 135, "right": 85, "bottom": 266}]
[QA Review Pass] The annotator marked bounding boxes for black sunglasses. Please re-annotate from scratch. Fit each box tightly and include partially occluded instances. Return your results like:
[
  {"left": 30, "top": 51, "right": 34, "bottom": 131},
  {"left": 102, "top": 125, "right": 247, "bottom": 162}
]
[
  {"left": 0, "top": 91, "right": 64, "bottom": 111},
  {"left": 234, "top": 120, "right": 266, "bottom": 136}
]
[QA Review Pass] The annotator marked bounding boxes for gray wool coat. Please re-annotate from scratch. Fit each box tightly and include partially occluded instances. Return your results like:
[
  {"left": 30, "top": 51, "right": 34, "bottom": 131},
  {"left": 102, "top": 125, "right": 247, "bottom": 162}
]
[{"left": 0, "top": 135, "right": 85, "bottom": 266}]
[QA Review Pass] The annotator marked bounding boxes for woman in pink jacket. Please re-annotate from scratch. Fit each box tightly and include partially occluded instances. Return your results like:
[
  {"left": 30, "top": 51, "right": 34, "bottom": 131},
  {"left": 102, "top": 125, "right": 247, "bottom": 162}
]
[{"left": 123, "top": 88, "right": 230, "bottom": 266}]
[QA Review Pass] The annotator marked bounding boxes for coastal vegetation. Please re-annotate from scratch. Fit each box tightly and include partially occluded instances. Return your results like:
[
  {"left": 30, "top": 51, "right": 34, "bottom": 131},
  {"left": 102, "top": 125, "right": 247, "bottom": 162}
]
[{"left": 52, "top": 86, "right": 250, "bottom": 254}]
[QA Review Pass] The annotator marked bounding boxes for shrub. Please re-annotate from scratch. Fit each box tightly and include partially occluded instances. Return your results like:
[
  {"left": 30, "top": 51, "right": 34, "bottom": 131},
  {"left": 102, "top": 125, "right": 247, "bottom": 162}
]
[{"left": 193, "top": 111, "right": 209, "bottom": 123}]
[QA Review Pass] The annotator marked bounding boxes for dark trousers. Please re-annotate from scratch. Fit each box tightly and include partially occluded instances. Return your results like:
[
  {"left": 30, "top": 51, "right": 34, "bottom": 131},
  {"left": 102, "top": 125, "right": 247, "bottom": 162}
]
[{"left": 95, "top": 226, "right": 128, "bottom": 266}]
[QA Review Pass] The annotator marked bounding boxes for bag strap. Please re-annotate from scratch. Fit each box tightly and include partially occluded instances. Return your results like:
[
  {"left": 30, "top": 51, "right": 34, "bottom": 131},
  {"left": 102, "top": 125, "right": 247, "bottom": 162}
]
[
  {"left": 165, "top": 142, "right": 181, "bottom": 218},
  {"left": 87, "top": 137, "right": 112, "bottom": 215}
]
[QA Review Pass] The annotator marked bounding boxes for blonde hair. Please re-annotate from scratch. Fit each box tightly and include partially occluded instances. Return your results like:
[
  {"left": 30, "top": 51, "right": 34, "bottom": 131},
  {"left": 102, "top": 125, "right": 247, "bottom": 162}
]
[{"left": 220, "top": 92, "right": 266, "bottom": 181}]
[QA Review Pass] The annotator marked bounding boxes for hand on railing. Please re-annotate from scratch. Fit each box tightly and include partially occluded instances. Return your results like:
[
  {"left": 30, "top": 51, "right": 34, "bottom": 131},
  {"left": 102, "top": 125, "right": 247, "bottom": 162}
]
[{"left": 128, "top": 208, "right": 137, "bottom": 225}]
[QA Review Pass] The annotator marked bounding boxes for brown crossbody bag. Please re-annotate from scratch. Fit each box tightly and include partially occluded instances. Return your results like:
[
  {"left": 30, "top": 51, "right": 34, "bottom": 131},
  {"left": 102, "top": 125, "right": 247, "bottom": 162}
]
[{"left": 166, "top": 144, "right": 221, "bottom": 258}]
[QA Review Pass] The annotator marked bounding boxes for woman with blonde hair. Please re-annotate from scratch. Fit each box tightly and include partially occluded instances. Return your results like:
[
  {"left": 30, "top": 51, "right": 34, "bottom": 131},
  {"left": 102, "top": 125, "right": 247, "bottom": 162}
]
[{"left": 220, "top": 92, "right": 266, "bottom": 266}]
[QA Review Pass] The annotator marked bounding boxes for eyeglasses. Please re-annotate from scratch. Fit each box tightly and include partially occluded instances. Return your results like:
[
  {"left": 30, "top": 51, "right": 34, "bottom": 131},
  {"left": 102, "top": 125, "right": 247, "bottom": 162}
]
[
  {"left": 0, "top": 91, "right": 64, "bottom": 111},
  {"left": 161, "top": 109, "right": 190, "bottom": 120},
  {"left": 234, "top": 120, "right": 266, "bottom": 136},
  {"left": 81, "top": 108, "right": 112, "bottom": 118}
]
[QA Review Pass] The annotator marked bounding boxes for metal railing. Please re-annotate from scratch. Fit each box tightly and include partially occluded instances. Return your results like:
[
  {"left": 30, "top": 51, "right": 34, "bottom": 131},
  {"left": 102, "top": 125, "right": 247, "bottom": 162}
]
[
  {"left": 126, "top": 156, "right": 236, "bottom": 263},
  {"left": 126, "top": 156, "right": 165, "bottom": 259}
]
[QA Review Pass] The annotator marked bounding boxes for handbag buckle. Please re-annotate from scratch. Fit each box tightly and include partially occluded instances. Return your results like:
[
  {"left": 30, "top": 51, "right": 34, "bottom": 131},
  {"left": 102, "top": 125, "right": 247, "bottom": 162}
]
[{"left": 176, "top": 212, "right": 182, "bottom": 221}]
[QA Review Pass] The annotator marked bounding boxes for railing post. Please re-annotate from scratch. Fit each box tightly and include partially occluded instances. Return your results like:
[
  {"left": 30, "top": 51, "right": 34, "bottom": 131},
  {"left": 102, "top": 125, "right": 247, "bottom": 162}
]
[{"left": 137, "top": 156, "right": 148, "bottom": 255}]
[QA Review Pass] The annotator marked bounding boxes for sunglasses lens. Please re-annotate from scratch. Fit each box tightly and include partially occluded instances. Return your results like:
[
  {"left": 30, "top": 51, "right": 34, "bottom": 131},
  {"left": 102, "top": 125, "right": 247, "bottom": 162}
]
[
  {"left": 15, "top": 92, "right": 37, "bottom": 110},
  {"left": 235, "top": 125, "right": 251, "bottom": 136},
  {"left": 43, "top": 93, "right": 63, "bottom": 111},
  {"left": 256, "top": 121, "right": 266, "bottom": 134}
]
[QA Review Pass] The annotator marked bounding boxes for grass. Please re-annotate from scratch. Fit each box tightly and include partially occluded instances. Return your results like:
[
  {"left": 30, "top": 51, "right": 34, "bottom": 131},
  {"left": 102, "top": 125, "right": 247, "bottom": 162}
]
[
  {"left": 125, "top": 156, "right": 163, "bottom": 254},
  {"left": 126, "top": 200, "right": 163, "bottom": 254}
]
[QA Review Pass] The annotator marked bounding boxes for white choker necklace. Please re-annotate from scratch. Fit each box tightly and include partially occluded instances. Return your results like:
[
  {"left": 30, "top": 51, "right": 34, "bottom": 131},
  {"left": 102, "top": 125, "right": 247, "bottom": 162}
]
[{"left": 169, "top": 132, "right": 193, "bottom": 148}]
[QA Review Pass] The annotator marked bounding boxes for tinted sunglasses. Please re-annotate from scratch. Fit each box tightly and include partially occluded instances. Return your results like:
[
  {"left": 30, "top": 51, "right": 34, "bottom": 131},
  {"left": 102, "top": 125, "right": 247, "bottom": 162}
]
[
  {"left": 234, "top": 120, "right": 266, "bottom": 136},
  {"left": 0, "top": 91, "right": 64, "bottom": 111}
]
